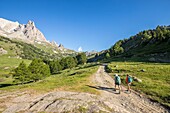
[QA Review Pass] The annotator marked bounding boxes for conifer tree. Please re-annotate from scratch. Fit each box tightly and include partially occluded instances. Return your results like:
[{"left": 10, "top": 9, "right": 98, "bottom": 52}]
[
  {"left": 49, "top": 60, "right": 62, "bottom": 74},
  {"left": 28, "top": 59, "right": 50, "bottom": 82},
  {"left": 76, "top": 53, "right": 87, "bottom": 65},
  {"left": 13, "top": 61, "right": 30, "bottom": 84}
]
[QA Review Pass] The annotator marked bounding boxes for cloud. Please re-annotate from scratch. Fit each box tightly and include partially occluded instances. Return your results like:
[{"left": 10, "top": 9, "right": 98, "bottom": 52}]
[{"left": 78, "top": 46, "right": 83, "bottom": 52}]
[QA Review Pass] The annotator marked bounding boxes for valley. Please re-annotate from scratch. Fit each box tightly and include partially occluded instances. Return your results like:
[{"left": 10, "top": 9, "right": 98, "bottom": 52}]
[
  {"left": 0, "top": 66, "right": 168, "bottom": 113},
  {"left": 0, "top": 18, "right": 170, "bottom": 112}
]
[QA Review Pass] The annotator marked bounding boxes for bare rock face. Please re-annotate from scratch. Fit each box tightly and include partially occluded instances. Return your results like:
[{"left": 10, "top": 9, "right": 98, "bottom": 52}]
[
  {"left": 0, "top": 18, "right": 75, "bottom": 54},
  {"left": 51, "top": 40, "right": 59, "bottom": 47},
  {"left": 0, "top": 18, "right": 47, "bottom": 43}
]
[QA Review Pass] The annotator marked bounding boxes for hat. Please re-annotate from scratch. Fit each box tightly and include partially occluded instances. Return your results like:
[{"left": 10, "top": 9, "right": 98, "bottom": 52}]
[{"left": 115, "top": 74, "right": 118, "bottom": 76}]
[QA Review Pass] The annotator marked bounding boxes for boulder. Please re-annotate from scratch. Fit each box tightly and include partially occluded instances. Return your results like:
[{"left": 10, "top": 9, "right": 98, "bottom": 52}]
[
  {"left": 132, "top": 76, "right": 142, "bottom": 83},
  {"left": 140, "top": 69, "right": 146, "bottom": 72},
  {"left": 0, "top": 48, "right": 7, "bottom": 55}
]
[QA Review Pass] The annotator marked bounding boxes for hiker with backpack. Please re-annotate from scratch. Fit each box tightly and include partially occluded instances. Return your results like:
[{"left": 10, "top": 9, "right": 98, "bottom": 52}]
[
  {"left": 114, "top": 74, "right": 121, "bottom": 94},
  {"left": 126, "top": 74, "right": 133, "bottom": 93}
]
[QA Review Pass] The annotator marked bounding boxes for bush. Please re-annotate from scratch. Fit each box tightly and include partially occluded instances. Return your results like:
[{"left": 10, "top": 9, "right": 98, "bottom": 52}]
[
  {"left": 105, "top": 65, "right": 112, "bottom": 73},
  {"left": 76, "top": 53, "right": 87, "bottom": 65}
]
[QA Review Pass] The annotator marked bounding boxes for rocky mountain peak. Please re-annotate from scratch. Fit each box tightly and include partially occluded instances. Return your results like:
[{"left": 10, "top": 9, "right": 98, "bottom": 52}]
[
  {"left": 0, "top": 18, "right": 74, "bottom": 54},
  {"left": 27, "top": 20, "right": 35, "bottom": 26},
  {"left": 51, "top": 40, "right": 59, "bottom": 47},
  {"left": 59, "top": 44, "right": 64, "bottom": 48},
  {"left": 0, "top": 18, "right": 46, "bottom": 43}
]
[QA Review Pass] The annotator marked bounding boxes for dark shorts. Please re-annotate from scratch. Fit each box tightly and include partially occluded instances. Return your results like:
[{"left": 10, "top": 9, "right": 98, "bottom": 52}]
[{"left": 115, "top": 82, "right": 121, "bottom": 85}]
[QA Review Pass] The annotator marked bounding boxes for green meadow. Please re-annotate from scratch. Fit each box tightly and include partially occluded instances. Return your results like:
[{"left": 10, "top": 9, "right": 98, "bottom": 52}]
[
  {"left": 0, "top": 56, "right": 31, "bottom": 79},
  {"left": 0, "top": 62, "right": 99, "bottom": 94},
  {"left": 108, "top": 61, "right": 170, "bottom": 107}
]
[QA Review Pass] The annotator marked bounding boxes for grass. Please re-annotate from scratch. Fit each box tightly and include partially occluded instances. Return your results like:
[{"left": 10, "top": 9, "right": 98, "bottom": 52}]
[
  {"left": 0, "top": 56, "right": 31, "bottom": 74},
  {"left": 108, "top": 61, "right": 170, "bottom": 107},
  {"left": 0, "top": 63, "right": 99, "bottom": 95}
]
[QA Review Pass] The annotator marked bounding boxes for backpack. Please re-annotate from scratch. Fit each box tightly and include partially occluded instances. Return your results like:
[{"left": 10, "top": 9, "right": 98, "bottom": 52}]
[
  {"left": 128, "top": 76, "right": 133, "bottom": 83},
  {"left": 115, "top": 76, "right": 121, "bottom": 84}
]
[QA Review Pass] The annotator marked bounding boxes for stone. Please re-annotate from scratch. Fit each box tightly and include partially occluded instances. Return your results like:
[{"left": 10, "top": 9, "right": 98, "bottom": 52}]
[
  {"left": 0, "top": 48, "right": 7, "bottom": 55},
  {"left": 4, "top": 67, "right": 10, "bottom": 70},
  {"left": 133, "top": 76, "right": 142, "bottom": 83},
  {"left": 140, "top": 69, "right": 146, "bottom": 72}
]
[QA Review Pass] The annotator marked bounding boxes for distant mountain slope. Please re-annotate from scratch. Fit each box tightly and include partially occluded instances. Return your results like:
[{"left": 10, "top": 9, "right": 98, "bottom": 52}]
[
  {"left": 0, "top": 18, "right": 76, "bottom": 59},
  {"left": 0, "top": 18, "right": 46, "bottom": 43},
  {"left": 0, "top": 18, "right": 75, "bottom": 55},
  {"left": 0, "top": 36, "right": 58, "bottom": 60},
  {"left": 95, "top": 25, "right": 170, "bottom": 62}
]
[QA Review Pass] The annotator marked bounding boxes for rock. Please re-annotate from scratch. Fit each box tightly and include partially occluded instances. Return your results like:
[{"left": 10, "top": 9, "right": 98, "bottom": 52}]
[
  {"left": 0, "top": 48, "right": 7, "bottom": 55},
  {"left": 133, "top": 76, "right": 142, "bottom": 83},
  {"left": 51, "top": 40, "right": 59, "bottom": 47},
  {"left": 140, "top": 69, "right": 146, "bottom": 72},
  {"left": 58, "top": 44, "right": 64, "bottom": 48},
  {"left": 4, "top": 67, "right": 10, "bottom": 70},
  {"left": 114, "top": 65, "right": 118, "bottom": 68}
]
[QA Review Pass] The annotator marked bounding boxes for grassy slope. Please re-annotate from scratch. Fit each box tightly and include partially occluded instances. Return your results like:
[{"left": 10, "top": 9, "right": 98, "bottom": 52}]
[
  {"left": 108, "top": 61, "right": 170, "bottom": 107},
  {"left": 0, "top": 63, "right": 99, "bottom": 94},
  {"left": 0, "top": 56, "right": 31, "bottom": 86},
  {"left": 0, "top": 56, "right": 31, "bottom": 74}
]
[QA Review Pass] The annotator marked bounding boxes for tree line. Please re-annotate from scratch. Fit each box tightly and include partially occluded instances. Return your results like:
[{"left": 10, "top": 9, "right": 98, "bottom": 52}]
[
  {"left": 12, "top": 53, "right": 87, "bottom": 84},
  {"left": 93, "top": 25, "right": 170, "bottom": 61}
]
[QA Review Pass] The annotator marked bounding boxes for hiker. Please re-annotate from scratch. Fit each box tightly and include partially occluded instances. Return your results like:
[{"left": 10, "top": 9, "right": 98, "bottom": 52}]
[
  {"left": 126, "top": 74, "right": 133, "bottom": 93},
  {"left": 114, "top": 74, "right": 121, "bottom": 94}
]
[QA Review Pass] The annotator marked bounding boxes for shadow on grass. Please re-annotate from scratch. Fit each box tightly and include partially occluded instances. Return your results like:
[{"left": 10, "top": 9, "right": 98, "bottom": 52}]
[
  {"left": 0, "top": 81, "right": 34, "bottom": 88},
  {"left": 0, "top": 83, "right": 13, "bottom": 88},
  {"left": 86, "top": 85, "right": 121, "bottom": 94}
]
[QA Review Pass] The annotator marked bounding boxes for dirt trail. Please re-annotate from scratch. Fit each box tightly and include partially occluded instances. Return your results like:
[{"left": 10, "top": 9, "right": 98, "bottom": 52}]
[
  {"left": 91, "top": 66, "right": 169, "bottom": 113},
  {"left": 0, "top": 66, "right": 169, "bottom": 113}
]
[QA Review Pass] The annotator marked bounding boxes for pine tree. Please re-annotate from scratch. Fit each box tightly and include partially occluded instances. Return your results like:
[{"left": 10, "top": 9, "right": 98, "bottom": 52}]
[
  {"left": 65, "top": 57, "right": 77, "bottom": 69},
  {"left": 13, "top": 61, "right": 30, "bottom": 84},
  {"left": 49, "top": 60, "right": 62, "bottom": 74},
  {"left": 28, "top": 59, "right": 50, "bottom": 82},
  {"left": 60, "top": 58, "right": 67, "bottom": 69},
  {"left": 76, "top": 53, "right": 87, "bottom": 65}
]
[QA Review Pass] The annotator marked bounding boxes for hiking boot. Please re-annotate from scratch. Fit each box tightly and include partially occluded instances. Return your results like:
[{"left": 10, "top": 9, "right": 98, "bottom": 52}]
[{"left": 118, "top": 91, "right": 121, "bottom": 94}]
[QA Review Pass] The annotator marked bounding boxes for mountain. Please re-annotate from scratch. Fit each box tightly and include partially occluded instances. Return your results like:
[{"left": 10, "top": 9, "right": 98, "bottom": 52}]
[
  {"left": 0, "top": 18, "right": 74, "bottom": 52},
  {"left": 0, "top": 18, "right": 47, "bottom": 43},
  {"left": 0, "top": 18, "right": 76, "bottom": 60},
  {"left": 94, "top": 25, "right": 170, "bottom": 62}
]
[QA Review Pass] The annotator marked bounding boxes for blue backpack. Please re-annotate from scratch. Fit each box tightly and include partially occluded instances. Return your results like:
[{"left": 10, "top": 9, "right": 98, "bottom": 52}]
[
  {"left": 115, "top": 76, "right": 121, "bottom": 84},
  {"left": 128, "top": 76, "right": 133, "bottom": 83}
]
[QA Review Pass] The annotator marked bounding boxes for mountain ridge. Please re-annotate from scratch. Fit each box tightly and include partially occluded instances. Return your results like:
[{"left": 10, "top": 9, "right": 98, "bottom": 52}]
[
  {"left": 0, "top": 18, "right": 70, "bottom": 51},
  {"left": 0, "top": 18, "right": 75, "bottom": 57},
  {"left": 93, "top": 25, "right": 170, "bottom": 62},
  {"left": 0, "top": 18, "right": 46, "bottom": 43}
]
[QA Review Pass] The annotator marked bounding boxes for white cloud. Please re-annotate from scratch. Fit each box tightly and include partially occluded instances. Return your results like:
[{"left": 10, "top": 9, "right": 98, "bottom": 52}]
[{"left": 78, "top": 46, "right": 83, "bottom": 52}]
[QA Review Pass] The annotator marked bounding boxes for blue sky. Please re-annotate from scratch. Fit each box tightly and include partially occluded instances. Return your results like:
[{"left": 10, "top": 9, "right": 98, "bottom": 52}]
[{"left": 1, "top": 0, "right": 170, "bottom": 51}]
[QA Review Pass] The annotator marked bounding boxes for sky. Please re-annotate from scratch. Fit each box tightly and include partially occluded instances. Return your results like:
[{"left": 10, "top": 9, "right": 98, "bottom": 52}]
[{"left": 1, "top": 0, "right": 170, "bottom": 52}]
